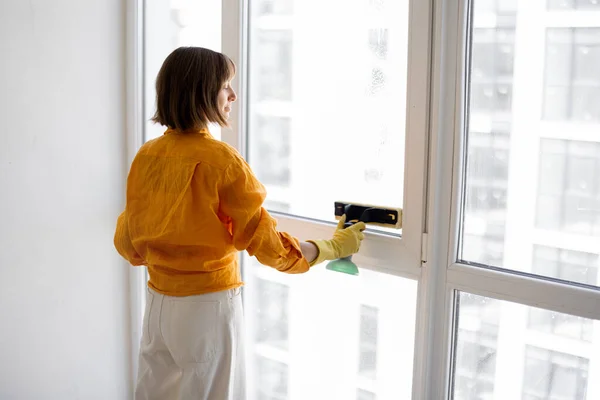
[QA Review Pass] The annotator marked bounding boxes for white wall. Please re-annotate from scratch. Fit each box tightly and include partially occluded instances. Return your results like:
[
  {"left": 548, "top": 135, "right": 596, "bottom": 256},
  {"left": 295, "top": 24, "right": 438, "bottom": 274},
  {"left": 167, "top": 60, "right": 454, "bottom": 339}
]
[{"left": 0, "top": 1, "right": 131, "bottom": 399}]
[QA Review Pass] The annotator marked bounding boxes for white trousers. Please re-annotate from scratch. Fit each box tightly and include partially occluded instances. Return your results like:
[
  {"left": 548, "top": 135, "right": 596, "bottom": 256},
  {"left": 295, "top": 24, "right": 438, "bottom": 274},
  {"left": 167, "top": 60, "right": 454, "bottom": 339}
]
[{"left": 135, "top": 287, "right": 246, "bottom": 400}]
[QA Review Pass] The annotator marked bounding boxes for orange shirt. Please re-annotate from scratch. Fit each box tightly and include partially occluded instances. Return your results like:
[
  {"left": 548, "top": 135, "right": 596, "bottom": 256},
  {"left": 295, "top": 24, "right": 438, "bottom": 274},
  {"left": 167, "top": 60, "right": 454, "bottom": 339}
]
[{"left": 114, "top": 128, "right": 310, "bottom": 296}]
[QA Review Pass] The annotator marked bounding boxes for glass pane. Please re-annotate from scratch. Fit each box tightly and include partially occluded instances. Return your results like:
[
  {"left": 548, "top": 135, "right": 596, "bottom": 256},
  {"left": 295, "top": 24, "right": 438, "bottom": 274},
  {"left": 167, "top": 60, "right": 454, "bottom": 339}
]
[
  {"left": 460, "top": 1, "right": 600, "bottom": 287},
  {"left": 244, "top": 257, "right": 417, "bottom": 400},
  {"left": 452, "top": 292, "right": 598, "bottom": 400},
  {"left": 247, "top": 1, "right": 409, "bottom": 228},
  {"left": 144, "top": 0, "right": 223, "bottom": 142}
]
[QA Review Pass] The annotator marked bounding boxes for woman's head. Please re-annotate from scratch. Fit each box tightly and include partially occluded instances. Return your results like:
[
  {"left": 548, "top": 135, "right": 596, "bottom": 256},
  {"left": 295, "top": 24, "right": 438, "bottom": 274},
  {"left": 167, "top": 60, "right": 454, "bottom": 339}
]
[{"left": 152, "top": 47, "right": 237, "bottom": 131}]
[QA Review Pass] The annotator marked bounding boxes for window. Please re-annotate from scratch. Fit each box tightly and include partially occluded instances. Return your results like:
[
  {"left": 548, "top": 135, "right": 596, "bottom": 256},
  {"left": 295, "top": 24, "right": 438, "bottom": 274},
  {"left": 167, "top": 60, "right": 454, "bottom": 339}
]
[
  {"left": 462, "top": 130, "right": 510, "bottom": 267},
  {"left": 263, "top": 200, "right": 291, "bottom": 213},
  {"left": 453, "top": 294, "right": 499, "bottom": 400},
  {"left": 462, "top": 3, "right": 600, "bottom": 282},
  {"left": 367, "top": 0, "right": 386, "bottom": 12},
  {"left": 357, "top": 389, "right": 377, "bottom": 400},
  {"left": 544, "top": 28, "right": 600, "bottom": 122},
  {"left": 473, "top": 0, "right": 519, "bottom": 14},
  {"left": 258, "top": 0, "right": 293, "bottom": 16},
  {"left": 547, "top": 0, "right": 600, "bottom": 10},
  {"left": 453, "top": 0, "right": 600, "bottom": 398},
  {"left": 532, "top": 245, "right": 599, "bottom": 287},
  {"left": 469, "top": 28, "right": 516, "bottom": 115},
  {"left": 536, "top": 139, "right": 600, "bottom": 237},
  {"left": 529, "top": 247, "right": 597, "bottom": 341},
  {"left": 254, "top": 30, "right": 293, "bottom": 102},
  {"left": 256, "top": 357, "right": 289, "bottom": 400},
  {"left": 462, "top": 10, "right": 516, "bottom": 269},
  {"left": 522, "top": 347, "right": 589, "bottom": 399},
  {"left": 251, "top": 116, "right": 291, "bottom": 187},
  {"left": 247, "top": 0, "right": 410, "bottom": 223},
  {"left": 529, "top": 307, "right": 593, "bottom": 342},
  {"left": 358, "top": 305, "right": 379, "bottom": 379},
  {"left": 244, "top": 261, "right": 418, "bottom": 400},
  {"left": 243, "top": 1, "right": 420, "bottom": 397},
  {"left": 453, "top": 294, "right": 596, "bottom": 399},
  {"left": 143, "top": 0, "right": 224, "bottom": 142},
  {"left": 255, "top": 279, "right": 289, "bottom": 350}
]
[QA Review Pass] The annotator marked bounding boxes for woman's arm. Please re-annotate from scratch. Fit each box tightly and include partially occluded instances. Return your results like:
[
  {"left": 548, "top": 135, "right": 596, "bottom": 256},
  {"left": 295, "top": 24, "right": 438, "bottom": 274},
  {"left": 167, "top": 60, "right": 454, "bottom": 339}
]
[
  {"left": 114, "top": 211, "right": 145, "bottom": 266},
  {"left": 300, "top": 241, "right": 318, "bottom": 264},
  {"left": 219, "top": 151, "right": 365, "bottom": 271}
]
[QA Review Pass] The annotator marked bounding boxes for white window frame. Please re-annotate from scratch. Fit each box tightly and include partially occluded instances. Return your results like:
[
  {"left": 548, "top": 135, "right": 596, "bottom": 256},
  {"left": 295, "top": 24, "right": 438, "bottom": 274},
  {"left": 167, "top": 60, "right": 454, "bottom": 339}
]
[
  {"left": 125, "top": 0, "right": 600, "bottom": 398},
  {"left": 225, "top": 0, "right": 433, "bottom": 393},
  {"left": 423, "top": 0, "right": 600, "bottom": 398},
  {"left": 125, "top": 0, "right": 145, "bottom": 387},
  {"left": 221, "top": 0, "right": 430, "bottom": 279}
]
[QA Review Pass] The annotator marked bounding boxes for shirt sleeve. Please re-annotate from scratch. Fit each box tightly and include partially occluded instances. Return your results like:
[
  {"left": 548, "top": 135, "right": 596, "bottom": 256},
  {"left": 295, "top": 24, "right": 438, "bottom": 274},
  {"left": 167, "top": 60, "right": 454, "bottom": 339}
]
[
  {"left": 114, "top": 211, "right": 145, "bottom": 266},
  {"left": 219, "top": 154, "right": 310, "bottom": 274}
]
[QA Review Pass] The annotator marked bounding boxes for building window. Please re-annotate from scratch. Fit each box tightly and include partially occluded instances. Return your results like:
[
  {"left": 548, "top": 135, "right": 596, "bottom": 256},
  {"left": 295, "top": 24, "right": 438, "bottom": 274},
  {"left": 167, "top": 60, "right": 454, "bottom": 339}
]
[
  {"left": 453, "top": 294, "right": 500, "bottom": 400},
  {"left": 535, "top": 139, "right": 600, "bottom": 236},
  {"left": 473, "top": 0, "right": 519, "bottom": 15},
  {"left": 529, "top": 307, "right": 594, "bottom": 343},
  {"left": 522, "top": 347, "right": 589, "bottom": 399},
  {"left": 256, "top": 30, "right": 293, "bottom": 102},
  {"left": 264, "top": 200, "right": 291, "bottom": 213},
  {"left": 532, "top": 245, "right": 599, "bottom": 287},
  {"left": 367, "top": 0, "right": 385, "bottom": 12},
  {"left": 461, "top": 233, "right": 505, "bottom": 267},
  {"left": 358, "top": 305, "right": 379, "bottom": 379},
  {"left": 454, "top": 341, "right": 497, "bottom": 399},
  {"left": 258, "top": 0, "right": 293, "bottom": 16},
  {"left": 252, "top": 116, "right": 291, "bottom": 187},
  {"left": 528, "top": 245, "right": 597, "bottom": 342},
  {"left": 544, "top": 28, "right": 600, "bottom": 122},
  {"left": 462, "top": 130, "right": 510, "bottom": 267},
  {"left": 470, "top": 28, "right": 516, "bottom": 115},
  {"left": 467, "top": 132, "right": 511, "bottom": 183},
  {"left": 463, "top": 3, "right": 517, "bottom": 269},
  {"left": 357, "top": 389, "right": 377, "bottom": 400},
  {"left": 547, "top": 0, "right": 600, "bottom": 10},
  {"left": 257, "top": 357, "right": 289, "bottom": 400},
  {"left": 255, "top": 279, "right": 289, "bottom": 350},
  {"left": 465, "top": 131, "right": 510, "bottom": 209}
]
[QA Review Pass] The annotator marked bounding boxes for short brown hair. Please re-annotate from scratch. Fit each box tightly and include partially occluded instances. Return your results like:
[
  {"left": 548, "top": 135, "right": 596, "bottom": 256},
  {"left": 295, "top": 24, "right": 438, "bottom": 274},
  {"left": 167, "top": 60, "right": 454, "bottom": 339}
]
[{"left": 152, "top": 47, "right": 235, "bottom": 131}]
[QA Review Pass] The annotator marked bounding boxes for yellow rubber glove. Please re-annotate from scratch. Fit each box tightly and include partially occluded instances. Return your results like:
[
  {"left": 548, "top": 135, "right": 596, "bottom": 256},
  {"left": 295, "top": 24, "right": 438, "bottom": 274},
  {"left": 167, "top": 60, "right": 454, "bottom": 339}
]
[{"left": 307, "top": 215, "right": 366, "bottom": 267}]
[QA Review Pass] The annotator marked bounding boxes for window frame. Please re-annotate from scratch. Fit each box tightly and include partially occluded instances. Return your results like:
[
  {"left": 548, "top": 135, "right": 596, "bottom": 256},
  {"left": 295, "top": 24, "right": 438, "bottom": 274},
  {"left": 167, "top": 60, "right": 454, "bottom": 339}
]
[
  {"left": 226, "top": 0, "right": 434, "bottom": 394},
  {"left": 125, "top": 0, "right": 145, "bottom": 388},
  {"left": 428, "top": 0, "right": 600, "bottom": 398},
  {"left": 222, "top": 0, "right": 431, "bottom": 281}
]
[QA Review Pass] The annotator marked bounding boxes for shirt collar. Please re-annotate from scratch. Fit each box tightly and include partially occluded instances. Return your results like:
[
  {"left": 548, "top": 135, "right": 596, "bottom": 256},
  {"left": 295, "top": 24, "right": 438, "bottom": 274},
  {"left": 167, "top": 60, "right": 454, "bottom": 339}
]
[{"left": 164, "top": 127, "right": 213, "bottom": 138}]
